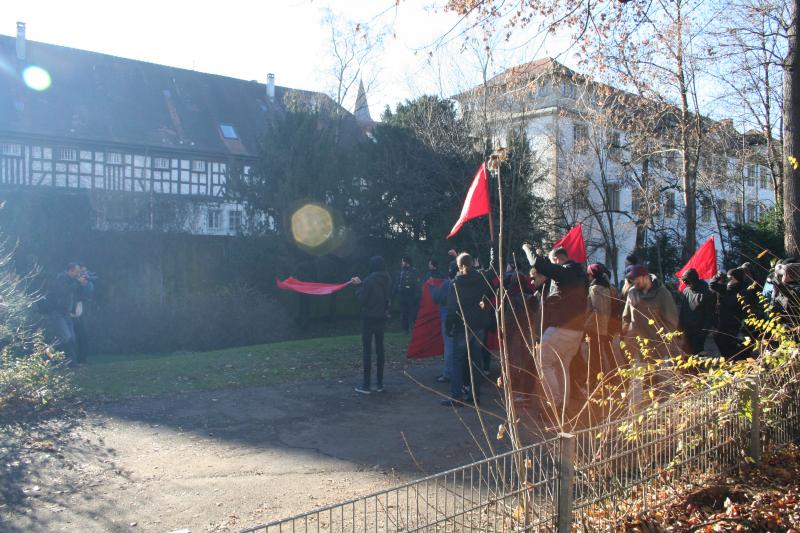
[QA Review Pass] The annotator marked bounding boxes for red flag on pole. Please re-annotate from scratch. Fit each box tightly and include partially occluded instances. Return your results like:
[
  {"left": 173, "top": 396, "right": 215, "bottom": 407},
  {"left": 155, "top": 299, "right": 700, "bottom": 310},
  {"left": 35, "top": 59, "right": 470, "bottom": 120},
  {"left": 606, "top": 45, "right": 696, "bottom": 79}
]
[
  {"left": 553, "top": 224, "right": 587, "bottom": 264},
  {"left": 447, "top": 163, "right": 491, "bottom": 239},
  {"left": 675, "top": 236, "right": 717, "bottom": 291},
  {"left": 276, "top": 277, "right": 352, "bottom": 295}
]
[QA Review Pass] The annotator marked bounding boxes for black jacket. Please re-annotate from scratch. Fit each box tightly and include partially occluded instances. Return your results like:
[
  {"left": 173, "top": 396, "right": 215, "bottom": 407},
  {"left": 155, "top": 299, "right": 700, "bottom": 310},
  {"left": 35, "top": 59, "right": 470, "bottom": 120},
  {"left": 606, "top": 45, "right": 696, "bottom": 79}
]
[
  {"left": 396, "top": 266, "right": 420, "bottom": 302},
  {"left": 48, "top": 272, "right": 77, "bottom": 317},
  {"left": 445, "top": 269, "right": 493, "bottom": 335},
  {"left": 679, "top": 281, "right": 716, "bottom": 332},
  {"left": 357, "top": 271, "right": 392, "bottom": 319},
  {"left": 532, "top": 256, "right": 588, "bottom": 330}
]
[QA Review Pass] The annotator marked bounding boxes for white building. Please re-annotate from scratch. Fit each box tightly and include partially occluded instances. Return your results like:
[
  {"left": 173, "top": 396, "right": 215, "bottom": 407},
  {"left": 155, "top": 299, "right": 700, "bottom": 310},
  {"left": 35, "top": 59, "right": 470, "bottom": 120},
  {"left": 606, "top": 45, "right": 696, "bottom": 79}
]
[{"left": 461, "top": 58, "right": 776, "bottom": 281}]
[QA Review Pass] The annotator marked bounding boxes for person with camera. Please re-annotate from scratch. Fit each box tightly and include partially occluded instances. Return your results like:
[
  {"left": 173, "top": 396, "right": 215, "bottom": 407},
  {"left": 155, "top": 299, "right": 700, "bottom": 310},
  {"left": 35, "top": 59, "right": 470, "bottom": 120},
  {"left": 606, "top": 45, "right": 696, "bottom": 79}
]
[
  {"left": 351, "top": 256, "right": 392, "bottom": 395},
  {"left": 45, "top": 263, "right": 83, "bottom": 366}
]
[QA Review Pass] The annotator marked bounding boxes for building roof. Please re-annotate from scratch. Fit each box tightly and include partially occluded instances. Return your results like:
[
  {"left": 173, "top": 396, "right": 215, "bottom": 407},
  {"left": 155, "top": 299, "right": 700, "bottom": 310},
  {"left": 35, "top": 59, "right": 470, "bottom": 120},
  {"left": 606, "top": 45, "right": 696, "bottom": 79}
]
[{"left": 0, "top": 34, "right": 337, "bottom": 158}]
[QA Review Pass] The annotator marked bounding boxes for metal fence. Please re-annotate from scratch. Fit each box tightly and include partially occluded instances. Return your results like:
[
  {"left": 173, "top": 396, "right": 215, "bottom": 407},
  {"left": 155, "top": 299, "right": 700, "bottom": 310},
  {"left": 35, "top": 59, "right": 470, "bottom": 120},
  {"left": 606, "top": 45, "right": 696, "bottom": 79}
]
[{"left": 241, "top": 365, "right": 800, "bottom": 533}]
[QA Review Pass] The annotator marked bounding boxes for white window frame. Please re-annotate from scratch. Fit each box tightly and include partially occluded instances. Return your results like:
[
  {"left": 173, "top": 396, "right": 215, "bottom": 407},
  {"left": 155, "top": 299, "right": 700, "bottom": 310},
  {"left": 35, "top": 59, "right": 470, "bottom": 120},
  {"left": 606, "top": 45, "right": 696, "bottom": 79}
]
[
  {"left": 2, "top": 143, "right": 22, "bottom": 157},
  {"left": 153, "top": 157, "right": 170, "bottom": 169},
  {"left": 58, "top": 148, "right": 77, "bottom": 161},
  {"left": 207, "top": 209, "right": 222, "bottom": 230},
  {"left": 106, "top": 152, "right": 123, "bottom": 165},
  {"left": 228, "top": 210, "right": 242, "bottom": 231},
  {"left": 191, "top": 160, "right": 207, "bottom": 172}
]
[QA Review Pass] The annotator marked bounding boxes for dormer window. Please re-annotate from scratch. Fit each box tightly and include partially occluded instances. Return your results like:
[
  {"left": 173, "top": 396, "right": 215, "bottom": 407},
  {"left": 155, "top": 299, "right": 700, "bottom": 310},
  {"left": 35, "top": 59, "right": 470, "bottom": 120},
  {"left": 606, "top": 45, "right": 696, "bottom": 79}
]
[{"left": 219, "top": 124, "right": 238, "bottom": 140}]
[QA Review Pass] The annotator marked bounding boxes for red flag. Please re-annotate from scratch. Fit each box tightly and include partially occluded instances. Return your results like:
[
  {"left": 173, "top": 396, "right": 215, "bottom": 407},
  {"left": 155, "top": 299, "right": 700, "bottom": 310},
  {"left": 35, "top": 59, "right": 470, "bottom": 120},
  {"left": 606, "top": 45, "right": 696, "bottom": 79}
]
[
  {"left": 447, "top": 163, "right": 491, "bottom": 239},
  {"left": 276, "top": 277, "right": 352, "bottom": 295},
  {"left": 675, "top": 236, "right": 717, "bottom": 291},
  {"left": 407, "top": 278, "right": 445, "bottom": 359},
  {"left": 553, "top": 224, "right": 587, "bottom": 264}
]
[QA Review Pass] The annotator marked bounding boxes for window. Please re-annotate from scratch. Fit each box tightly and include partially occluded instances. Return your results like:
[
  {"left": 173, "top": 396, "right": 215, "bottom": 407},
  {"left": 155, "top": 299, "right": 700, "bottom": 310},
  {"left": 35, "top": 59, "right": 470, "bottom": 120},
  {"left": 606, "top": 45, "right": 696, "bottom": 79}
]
[
  {"left": 745, "top": 163, "right": 757, "bottom": 187},
  {"left": 106, "top": 152, "right": 123, "bottom": 165},
  {"left": 58, "top": 148, "right": 77, "bottom": 161},
  {"left": 665, "top": 151, "right": 677, "bottom": 172},
  {"left": 630, "top": 189, "right": 643, "bottom": 214},
  {"left": 573, "top": 174, "right": 590, "bottom": 209},
  {"left": 701, "top": 198, "right": 712, "bottom": 223},
  {"left": 604, "top": 182, "right": 620, "bottom": 211},
  {"left": 760, "top": 167, "right": 770, "bottom": 188},
  {"left": 228, "top": 210, "right": 242, "bottom": 231},
  {"left": 717, "top": 199, "right": 727, "bottom": 221},
  {"left": 535, "top": 81, "right": 549, "bottom": 98},
  {"left": 154, "top": 157, "right": 170, "bottom": 169},
  {"left": 2, "top": 143, "right": 22, "bottom": 157},
  {"left": 191, "top": 160, "right": 206, "bottom": 172},
  {"left": 207, "top": 209, "right": 222, "bottom": 230},
  {"left": 665, "top": 191, "right": 676, "bottom": 218},
  {"left": 560, "top": 82, "right": 576, "bottom": 98},
  {"left": 608, "top": 131, "right": 622, "bottom": 158},
  {"left": 573, "top": 124, "right": 588, "bottom": 153},
  {"left": 747, "top": 202, "right": 758, "bottom": 223},
  {"left": 219, "top": 124, "right": 238, "bottom": 140},
  {"left": 732, "top": 203, "right": 743, "bottom": 224}
]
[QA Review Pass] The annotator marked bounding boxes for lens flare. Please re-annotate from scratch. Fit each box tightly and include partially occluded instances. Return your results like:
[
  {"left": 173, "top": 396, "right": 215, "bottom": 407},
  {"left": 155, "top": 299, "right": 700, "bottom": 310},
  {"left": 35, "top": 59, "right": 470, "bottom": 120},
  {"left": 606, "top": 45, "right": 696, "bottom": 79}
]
[
  {"left": 22, "top": 66, "right": 51, "bottom": 91},
  {"left": 290, "top": 203, "right": 334, "bottom": 249}
]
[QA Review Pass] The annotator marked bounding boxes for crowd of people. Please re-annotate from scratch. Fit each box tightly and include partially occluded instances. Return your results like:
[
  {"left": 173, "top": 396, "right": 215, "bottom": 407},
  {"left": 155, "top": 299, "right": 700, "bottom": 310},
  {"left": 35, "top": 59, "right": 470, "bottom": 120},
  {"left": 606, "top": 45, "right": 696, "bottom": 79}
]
[{"left": 350, "top": 244, "right": 800, "bottom": 412}]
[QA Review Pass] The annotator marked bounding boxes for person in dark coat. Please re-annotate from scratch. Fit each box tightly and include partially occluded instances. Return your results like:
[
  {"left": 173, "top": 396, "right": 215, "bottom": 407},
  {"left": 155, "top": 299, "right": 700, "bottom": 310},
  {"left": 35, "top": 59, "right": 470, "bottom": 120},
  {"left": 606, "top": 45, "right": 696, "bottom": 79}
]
[
  {"left": 352, "top": 256, "right": 392, "bottom": 394},
  {"left": 395, "top": 256, "right": 420, "bottom": 333},
  {"left": 442, "top": 253, "right": 493, "bottom": 406},
  {"left": 678, "top": 268, "right": 716, "bottom": 355},
  {"left": 522, "top": 244, "right": 588, "bottom": 413},
  {"left": 771, "top": 262, "right": 800, "bottom": 327},
  {"left": 711, "top": 268, "right": 753, "bottom": 360},
  {"left": 422, "top": 259, "right": 443, "bottom": 284},
  {"left": 46, "top": 263, "right": 82, "bottom": 366}
]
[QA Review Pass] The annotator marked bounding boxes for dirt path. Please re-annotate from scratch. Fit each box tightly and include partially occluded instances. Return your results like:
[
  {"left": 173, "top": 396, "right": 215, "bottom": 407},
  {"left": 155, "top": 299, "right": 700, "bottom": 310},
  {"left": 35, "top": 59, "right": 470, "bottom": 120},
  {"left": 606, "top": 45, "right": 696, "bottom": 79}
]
[{"left": 1, "top": 365, "right": 504, "bottom": 533}]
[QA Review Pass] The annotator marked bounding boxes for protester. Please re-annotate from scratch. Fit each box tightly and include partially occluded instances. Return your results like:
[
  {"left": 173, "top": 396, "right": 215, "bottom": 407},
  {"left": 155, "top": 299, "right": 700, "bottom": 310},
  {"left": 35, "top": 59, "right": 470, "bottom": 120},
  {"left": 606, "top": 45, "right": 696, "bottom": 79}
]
[
  {"left": 442, "top": 253, "right": 493, "bottom": 406},
  {"left": 396, "top": 256, "right": 420, "bottom": 334},
  {"left": 762, "top": 258, "right": 779, "bottom": 303},
  {"left": 45, "top": 263, "right": 82, "bottom": 366},
  {"left": 622, "top": 264, "right": 679, "bottom": 358},
  {"left": 351, "top": 256, "right": 392, "bottom": 394},
  {"left": 422, "top": 259, "right": 443, "bottom": 284},
  {"left": 621, "top": 254, "right": 641, "bottom": 301},
  {"left": 585, "top": 263, "right": 614, "bottom": 378},
  {"left": 772, "top": 261, "right": 800, "bottom": 325},
  {"left": 433, "top": 262, "right": 458, "bottom": 383},
  {"left": 522, "top": 244, "right": 588, "bottom": 413},
  {"left": 678, "top": 268, "right": 716, "bottom": 355},
  {"left": 73, "top": 264, "right": 95, "bottom": 363},
  {"left": 709, "top": 270, "right": 740, "bottom": 359}
]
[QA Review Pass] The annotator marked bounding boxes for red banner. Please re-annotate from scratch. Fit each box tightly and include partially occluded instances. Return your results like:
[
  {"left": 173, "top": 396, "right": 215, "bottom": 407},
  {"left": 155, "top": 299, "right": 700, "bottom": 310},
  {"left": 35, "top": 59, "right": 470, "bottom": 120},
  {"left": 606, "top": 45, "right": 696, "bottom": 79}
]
[
  {"left": 407, "top": 278, "right": 445, "bottom": 359},
  {"left": 447, "top": 163, "right": 491, "bottom": 239},
  {"left": 675, "top": 236, "right": 717, "bottom": 291},
  {"left": 553, "top": 224, "right": 587, "bottom": 264},
  {"left": 275, "top": 277, "right": 352, "bottom": 296}
]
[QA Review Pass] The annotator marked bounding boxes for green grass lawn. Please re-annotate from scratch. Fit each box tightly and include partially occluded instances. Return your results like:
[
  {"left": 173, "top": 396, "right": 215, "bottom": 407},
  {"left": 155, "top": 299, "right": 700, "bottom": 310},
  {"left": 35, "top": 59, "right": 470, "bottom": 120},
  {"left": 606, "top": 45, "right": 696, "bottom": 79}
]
[{"left": 74, "top": 333, "right": 417, "bottom": 400}]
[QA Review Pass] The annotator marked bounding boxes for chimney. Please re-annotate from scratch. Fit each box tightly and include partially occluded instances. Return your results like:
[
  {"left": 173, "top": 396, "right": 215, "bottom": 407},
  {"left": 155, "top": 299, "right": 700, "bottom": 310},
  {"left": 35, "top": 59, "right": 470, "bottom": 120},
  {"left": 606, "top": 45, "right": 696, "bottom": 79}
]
[
  {"left": 16, "top": 22, "right": 26, "bottom": 61},
  {"left": 266, "top": 73, "right": 275, "bottom": 102}
]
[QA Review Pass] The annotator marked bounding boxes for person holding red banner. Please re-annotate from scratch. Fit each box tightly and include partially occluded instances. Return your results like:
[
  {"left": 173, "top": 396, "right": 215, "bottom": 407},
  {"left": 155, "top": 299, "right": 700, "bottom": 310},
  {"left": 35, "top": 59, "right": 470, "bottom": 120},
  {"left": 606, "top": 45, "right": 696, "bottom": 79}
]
[
  {"left": 678, "top": 268, "right": 716, "bottom": 355},
  {"left": 522, "top": 244, "right": 588, "bottom": 415},
  {"left": 351, "top": 256, "right": 392, "bottom": 395}
]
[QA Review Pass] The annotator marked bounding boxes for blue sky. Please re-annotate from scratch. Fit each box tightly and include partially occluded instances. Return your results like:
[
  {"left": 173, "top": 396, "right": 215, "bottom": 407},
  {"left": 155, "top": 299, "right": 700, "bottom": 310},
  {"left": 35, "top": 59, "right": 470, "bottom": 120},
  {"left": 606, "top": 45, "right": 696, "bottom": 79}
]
[{"left": 2, "top": 0, "right": 577, "bottom": 118}]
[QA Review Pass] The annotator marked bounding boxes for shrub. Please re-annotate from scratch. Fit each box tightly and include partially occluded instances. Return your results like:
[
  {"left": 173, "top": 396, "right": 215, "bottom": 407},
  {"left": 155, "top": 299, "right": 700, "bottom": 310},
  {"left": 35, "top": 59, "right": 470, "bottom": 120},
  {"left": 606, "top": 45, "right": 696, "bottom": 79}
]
[{"left": 0, "top": 242, "right": 74, "bottom": 422}]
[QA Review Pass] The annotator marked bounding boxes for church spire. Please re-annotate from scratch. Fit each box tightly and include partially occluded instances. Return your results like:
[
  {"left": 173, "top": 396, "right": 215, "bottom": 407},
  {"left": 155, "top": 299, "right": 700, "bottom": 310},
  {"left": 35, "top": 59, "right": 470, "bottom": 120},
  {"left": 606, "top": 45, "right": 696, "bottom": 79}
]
[{"left": 354, "top": 79, "right": 372, "bottom": 122}]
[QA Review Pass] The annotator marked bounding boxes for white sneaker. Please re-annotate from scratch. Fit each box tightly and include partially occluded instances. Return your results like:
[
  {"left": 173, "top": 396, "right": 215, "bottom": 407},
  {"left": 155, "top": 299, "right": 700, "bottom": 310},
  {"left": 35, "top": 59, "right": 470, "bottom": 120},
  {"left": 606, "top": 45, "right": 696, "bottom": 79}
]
[{"left": 354, "top": 386, "right": 371, "bottom": 395}]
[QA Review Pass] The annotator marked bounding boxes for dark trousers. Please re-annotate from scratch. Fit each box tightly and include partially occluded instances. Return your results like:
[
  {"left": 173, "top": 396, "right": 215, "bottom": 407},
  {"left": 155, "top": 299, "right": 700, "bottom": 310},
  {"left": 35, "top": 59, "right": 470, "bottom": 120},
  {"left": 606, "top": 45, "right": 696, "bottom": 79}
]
[
  {"left": 47, "top": 312, "right": 77, "bottom": 365},
  {"left": 400, "top": 299, "right": 418, "bottom": 333},
  {"left": 683, "top": 328, "right": 707, "bottom": 355},
  {"left": 450, "top": 329, "right": 483, "bottom": 401},
  {"left": 74, "top": 317, "right": 89, "bottom": 363},
  {"left": 362, "top": 318, "right": 386, "bottom": 388},
  {"left": 714, "top": 329, "right": 741, "bottom": 359}
]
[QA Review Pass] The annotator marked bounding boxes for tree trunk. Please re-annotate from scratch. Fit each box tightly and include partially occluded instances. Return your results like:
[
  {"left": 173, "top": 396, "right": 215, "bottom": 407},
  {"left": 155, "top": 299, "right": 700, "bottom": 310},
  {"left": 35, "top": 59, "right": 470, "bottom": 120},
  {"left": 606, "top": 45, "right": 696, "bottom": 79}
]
[
  {"left": 676, "top": 2, "right": 697, "bottom": 259},
  {"left": 784, "top": 0, "right": 800, "bottom": 256}
]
